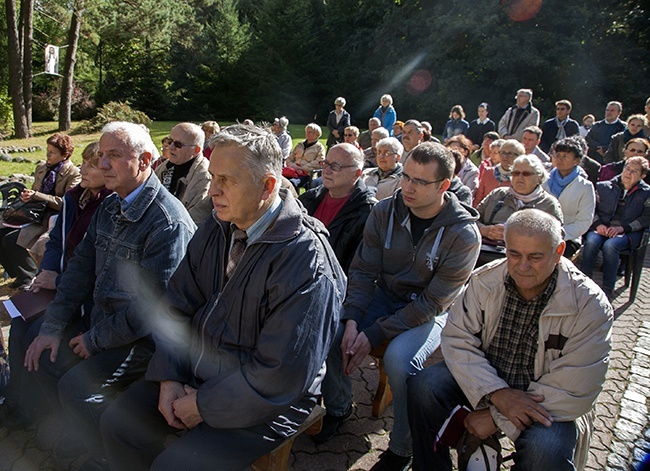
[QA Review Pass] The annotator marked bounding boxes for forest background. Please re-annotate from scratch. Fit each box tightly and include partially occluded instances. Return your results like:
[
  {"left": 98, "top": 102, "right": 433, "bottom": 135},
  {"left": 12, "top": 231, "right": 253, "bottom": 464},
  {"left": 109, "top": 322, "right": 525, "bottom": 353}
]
[{"left": 1, "top": 0, "right": 649, "bottom": 139}]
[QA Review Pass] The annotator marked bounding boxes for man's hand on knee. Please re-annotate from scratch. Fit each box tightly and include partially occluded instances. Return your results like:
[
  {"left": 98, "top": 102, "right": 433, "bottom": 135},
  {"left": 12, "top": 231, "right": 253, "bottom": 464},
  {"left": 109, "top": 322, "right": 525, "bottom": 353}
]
[
  {"left": 24, "top": 334, "right": 61, "bottom": 372},
  {"left": 173, "top": 385, "right": 203, "bottom": 429},
  {"left": 159, "top": 381, "right": 188, "bottom": 430},
  {"left": 490, "top": 388, "right": 553, "bottom": 431},
  {"left": 464, "top": 409, "right": 499, "bottom": 440}
]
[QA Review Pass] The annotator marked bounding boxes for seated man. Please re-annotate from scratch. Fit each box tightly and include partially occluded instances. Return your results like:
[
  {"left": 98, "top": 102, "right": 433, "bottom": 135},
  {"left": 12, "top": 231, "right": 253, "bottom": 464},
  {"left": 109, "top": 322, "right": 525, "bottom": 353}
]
[
  {"left": 359, "top": 117, "right": 381, "bottom": 150},
  {"left": 408, "top": 209, "right": 613, "bottom": 471},
  {"left": 24, "top": 122, "right": 196, "bottom": 470},
  {"left": 300, "top": 143, "right": 376, "bottom": 273},
  {"left": 155, "top": 122, "right": 212, "bottom": 225},
  {"left": 100, "top": 124, "right": 346, "bottom": 471},
  {"left": 521, "top": 125, "right": 551, "bottom": 164},
  {"left": 316, "top": 142, "right": 481, "bottom": 471}
]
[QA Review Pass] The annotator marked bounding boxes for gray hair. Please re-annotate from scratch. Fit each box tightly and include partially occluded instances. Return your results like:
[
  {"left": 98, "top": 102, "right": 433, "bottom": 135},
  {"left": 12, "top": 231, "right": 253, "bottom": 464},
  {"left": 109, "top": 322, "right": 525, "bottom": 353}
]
[
  {"left": 512, "top": 154, "right": 548, "bottom": 184},
  {"left": 380, "top": 94, "right": 393, "bottom": 106},
  {"left": 369, "top": 117, "right": 381, "bottom": 127},
  {"left": 516, "top": 88, "right": 533, "bottom": 100},
  {"left": 404, "top": 119, "right": 424, "bottom": 133},
  {"left": 505, "top": 208, "right": 563, "bottom": 249},
  {"left": 376, "top": 137, "right": 403, "bottom": 157},
  {"left": 211, "top": 124, "right": 282, "bottom": 186},
  {"left": 335, "top": 97, "right": 346, "bottom": 106},
  {"left": 102, "top": 121, "right": 156, "bottom": 161},
  {"left": 372, "top": 127, "right": 390, "bottom": 139},
  {"left": 607, "top": 101, "right": 623, "bottom": 113},
  {"left": 305, "top": 123, "right": 322, "bottom": 137},
  {"left": 489, "top": 139, "right": 505, "bottom": 150},
  {"left": 500, "top": 139, "right": 526, "bottom": 156},
  {"left": 274, "top": 116, "right": 289, "bottom": 131}
]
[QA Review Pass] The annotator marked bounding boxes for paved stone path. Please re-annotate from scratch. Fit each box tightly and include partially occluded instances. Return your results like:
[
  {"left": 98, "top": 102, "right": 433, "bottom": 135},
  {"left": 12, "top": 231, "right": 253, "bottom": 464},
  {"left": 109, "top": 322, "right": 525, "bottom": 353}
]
[{"left": 1, "top": 253, "right": 649, "bottom": 470}]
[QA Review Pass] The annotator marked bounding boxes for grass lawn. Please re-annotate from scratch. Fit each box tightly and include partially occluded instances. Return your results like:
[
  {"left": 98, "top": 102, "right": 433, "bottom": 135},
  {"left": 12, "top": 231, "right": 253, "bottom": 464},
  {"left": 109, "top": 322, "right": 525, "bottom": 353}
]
[{"left": 0, "top": 121, "right": 330, "bottom": 178}]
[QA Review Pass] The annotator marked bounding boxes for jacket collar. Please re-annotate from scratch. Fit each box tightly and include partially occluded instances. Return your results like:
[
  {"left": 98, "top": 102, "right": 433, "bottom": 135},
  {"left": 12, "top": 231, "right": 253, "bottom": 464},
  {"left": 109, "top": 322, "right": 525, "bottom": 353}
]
[{"left": 106, "top": 173, "right": 161, "bottom": 222}]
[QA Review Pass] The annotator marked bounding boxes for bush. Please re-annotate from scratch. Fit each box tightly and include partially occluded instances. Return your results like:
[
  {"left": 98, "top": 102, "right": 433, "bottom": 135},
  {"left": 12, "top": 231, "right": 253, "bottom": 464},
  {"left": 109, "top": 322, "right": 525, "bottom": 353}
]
[
  {"left": 71, "top": 101, "right": 151, "bottom": 135},
  {"left": 0, "top": 90, "right": 13, "bottom": 139},
  {"left": 33, "top": 84, "right": 96, "bottom": 122}
]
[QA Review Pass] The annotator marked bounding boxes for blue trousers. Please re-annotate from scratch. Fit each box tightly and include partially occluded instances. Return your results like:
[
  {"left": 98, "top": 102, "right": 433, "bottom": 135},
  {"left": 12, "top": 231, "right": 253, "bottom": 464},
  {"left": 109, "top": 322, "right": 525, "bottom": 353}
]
[
  {"left": 321, "top": 286, "right": 446, "bottom": 457},
  {"left": 408, "top": 362, "right": 578, "bottom": 471},
  {"left": 580, "top": 230, "right": 641, "bottom": 290}
]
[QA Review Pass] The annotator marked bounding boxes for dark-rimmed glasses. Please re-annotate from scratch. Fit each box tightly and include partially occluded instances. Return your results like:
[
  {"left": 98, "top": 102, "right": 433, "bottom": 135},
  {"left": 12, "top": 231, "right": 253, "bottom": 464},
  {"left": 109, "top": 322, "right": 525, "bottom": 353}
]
[{"left": 400, "top": 173, "right": 444, "bottom": 187}]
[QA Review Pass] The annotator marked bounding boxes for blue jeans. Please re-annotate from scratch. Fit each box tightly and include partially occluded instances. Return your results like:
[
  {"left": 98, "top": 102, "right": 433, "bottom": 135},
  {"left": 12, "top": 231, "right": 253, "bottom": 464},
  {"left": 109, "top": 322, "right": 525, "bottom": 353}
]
[
  {"left": 408, "top": 362, "right": 578, "bottom": 471},
  {"left": 580, "top": 230, "right": 641, "bottom": 290},
  {"left": 321, "top": 286, "right": 446, "bottom": 457}
]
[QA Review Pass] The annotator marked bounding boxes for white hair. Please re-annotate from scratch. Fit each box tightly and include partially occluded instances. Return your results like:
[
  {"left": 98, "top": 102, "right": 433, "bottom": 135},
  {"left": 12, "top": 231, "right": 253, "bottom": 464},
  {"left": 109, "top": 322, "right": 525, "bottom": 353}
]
[{"left": 102, "top": 121, "right": 156, "bottom": 159}]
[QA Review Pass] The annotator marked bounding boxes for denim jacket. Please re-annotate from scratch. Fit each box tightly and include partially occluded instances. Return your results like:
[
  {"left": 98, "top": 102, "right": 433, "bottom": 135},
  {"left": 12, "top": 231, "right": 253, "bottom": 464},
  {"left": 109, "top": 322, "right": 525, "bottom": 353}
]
[{"left": 40, "top": 174, "right": 196, "bottom": 354}]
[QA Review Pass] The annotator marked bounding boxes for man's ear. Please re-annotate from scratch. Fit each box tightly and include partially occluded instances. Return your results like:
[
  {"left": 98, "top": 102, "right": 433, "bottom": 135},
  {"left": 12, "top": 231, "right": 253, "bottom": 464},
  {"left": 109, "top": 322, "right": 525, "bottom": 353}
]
[
  {"left": 139, "top": 152, "right": 152, "bottom": 169},
  {"left": 439, "top": 178, "right": 451, "bottom": 192},
  {"left": 556, "top": 240, "right": 566, "bottom": 258},
  {"left": 261, "top": 175, "right": 277, "bottom": 200}
]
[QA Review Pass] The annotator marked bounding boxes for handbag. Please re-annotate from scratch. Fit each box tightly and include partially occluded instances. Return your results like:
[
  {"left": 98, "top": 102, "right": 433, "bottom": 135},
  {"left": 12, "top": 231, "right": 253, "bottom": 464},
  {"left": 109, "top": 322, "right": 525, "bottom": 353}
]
[{"left": 2, "top": 200, "right": 48, "bottom": 226}]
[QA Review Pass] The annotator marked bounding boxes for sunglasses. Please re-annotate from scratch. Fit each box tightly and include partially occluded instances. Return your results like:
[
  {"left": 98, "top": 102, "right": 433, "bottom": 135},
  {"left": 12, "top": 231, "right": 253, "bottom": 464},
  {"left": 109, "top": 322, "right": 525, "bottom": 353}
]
[
  {"left": 164, "top": 137, "right": 193, "bottom": 149},
  {"left": 511, "top": 170, "right": 536, "bottom": 177}
]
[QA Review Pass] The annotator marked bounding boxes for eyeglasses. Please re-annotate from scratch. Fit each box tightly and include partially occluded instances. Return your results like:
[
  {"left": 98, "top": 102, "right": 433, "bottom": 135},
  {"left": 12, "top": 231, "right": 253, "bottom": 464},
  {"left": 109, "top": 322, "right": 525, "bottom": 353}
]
[
  {"left": 511, "top": 170, "right": 536, "bottom": 177},
  {"left": 499, "top": 151, "right": 518, "bottom": 158},
  {"left": 377, "top": 151, "right": 397, "bottom": 158},
  {"left": 164, "top": 137, "right": 193, "bottom": 149},
  {"left": 400, "top": 173, "right": 444, "bottom": 187},
  {"left": 320, "top": 160, "right": 357, "bottom": 172}
]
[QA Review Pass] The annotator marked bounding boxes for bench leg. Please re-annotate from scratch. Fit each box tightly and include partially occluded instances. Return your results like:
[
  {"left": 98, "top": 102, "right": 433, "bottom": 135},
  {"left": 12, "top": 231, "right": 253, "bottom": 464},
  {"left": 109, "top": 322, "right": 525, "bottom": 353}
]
[
  {"left": 372, "top": 358, "right": 393, "bottom": 417},
  {"left": 251, "top": 437, "right": 296, "bottom": 471}
]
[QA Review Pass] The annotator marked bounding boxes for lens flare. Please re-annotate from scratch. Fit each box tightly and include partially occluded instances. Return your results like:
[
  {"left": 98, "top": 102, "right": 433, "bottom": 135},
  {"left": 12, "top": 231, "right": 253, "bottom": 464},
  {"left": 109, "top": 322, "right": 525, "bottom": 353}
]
[{"left": 501, "top": 0, "right": 543, "bottom": 22}]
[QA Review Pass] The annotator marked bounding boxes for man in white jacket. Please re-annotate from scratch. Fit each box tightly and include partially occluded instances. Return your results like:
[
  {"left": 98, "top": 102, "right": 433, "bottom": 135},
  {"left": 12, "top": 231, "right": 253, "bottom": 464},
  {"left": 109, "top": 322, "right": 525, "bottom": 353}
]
[{"left": 408, "top": 208, "right": 613, "bottom": 471}]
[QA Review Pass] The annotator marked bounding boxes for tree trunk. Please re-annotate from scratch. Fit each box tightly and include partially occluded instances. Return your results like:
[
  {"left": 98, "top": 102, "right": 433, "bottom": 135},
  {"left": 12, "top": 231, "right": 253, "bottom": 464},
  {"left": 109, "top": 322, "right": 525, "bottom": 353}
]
[
  {"left": 5, "top": 0, "right": 29, "bottom": 138},
  {"left": 59, "top": 0, "right": 84, "bottom": 131},
  {"left": 20, "top": 0, "right": 34, "bottom": 130}
]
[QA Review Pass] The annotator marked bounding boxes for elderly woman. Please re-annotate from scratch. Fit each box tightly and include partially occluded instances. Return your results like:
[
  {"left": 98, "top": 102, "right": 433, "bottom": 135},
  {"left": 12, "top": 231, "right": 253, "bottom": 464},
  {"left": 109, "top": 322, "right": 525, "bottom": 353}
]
[
  {"left": 473, "top": 139, "right": 524, "bottom": 207},
  {"left": 603, "top": 115, "right": 649, "bottom": 164},
  {"left": 543, "top": 137, "right": 596, "bottom": 258},
  {"left": 0, "top": 133, "right": 80, "bottom": 289},
  {"left": 344, "top": 126, "right": 363, "bottom": 151},
  {"left": 1, "top": 142, "right": 112, "bottom": 430},
  {"left": 200, "top": 121, "right": 220, "bottom": 159},
  {"left": 374, "top": 94, "right": 397, "bottom": 136},
  {"left": 477, "top": 155, "right": 563, "bottom": 243},
  {"left": 272, "top": 116, "right": 292, "bottom": 160},
  {"left": 581, "top": 156, "right": 650, "bottom": 299},
  {"left": 446, "top": 134, "right": 479, "bottom": 196},
  {"left": 285, "top": 123, "right": 326, "bottom": 189},
  {"left": 599, "top": 137, "right": 650, "bottom": 184},
  {"left": 442, "top": 105, "right": 470, "bottom": 142},
  {"left": 326, "top": 97, "right": 351, "bottom": 149},
  {"left": 362, "top": 137, "right": 404, "bottom": 200}
]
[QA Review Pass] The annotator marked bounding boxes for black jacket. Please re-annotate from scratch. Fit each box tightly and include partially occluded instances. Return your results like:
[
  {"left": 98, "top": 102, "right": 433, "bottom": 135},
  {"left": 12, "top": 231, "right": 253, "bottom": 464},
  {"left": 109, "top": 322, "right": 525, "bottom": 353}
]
[{"left": 300, "top": 179, "right": 377, "bottom": 273}]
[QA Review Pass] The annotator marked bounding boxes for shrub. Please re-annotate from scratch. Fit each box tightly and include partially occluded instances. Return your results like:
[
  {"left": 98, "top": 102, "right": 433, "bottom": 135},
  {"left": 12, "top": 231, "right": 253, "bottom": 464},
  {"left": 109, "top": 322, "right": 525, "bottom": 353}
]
[
  {"left": 0, "top": 90, "right": 13, "bottom": 139},
  {"left": 33, "top": 84, "right": 96, "bottom": 122},
  {"left": 71, "top": 101, "right": 151, "bottom": 135}
]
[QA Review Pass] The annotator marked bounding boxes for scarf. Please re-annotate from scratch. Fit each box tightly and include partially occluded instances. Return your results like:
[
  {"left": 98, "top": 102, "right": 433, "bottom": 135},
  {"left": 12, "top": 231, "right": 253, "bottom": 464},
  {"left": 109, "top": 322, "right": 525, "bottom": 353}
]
[
  {"left": 623, "top": 128, "right": 647, "bottom": 143},
  {"left": 494, "top": 164, "right": 511, "bottom": 183},
  {"left": 555, "top": 117, "right": 568, "bottom": 140},
  {"left": 509, "top": 184, "right": 546, "bottom": 209},
  {"left": 303, "top": 139, "right": 317, "bottom": 149},
  {"left": 547, "top": 166, "right": 580, "bottom": 198},
  {"left": 40, "top": 160, "right": 66, "bottom": 195}
]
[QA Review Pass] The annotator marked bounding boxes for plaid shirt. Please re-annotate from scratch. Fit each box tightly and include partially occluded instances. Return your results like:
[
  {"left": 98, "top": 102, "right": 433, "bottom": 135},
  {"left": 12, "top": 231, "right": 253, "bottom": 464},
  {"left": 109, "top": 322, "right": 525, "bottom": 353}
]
[{"left": 485, "top": 267, "right": 559, "bottom": 391}]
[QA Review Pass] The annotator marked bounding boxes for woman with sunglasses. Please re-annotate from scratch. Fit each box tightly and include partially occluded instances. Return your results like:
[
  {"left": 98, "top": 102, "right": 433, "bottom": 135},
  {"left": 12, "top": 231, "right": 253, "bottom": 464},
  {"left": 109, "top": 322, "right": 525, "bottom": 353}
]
[
  {"left": 543, "top": 137, "right": 596, "bottom": 258},
  {"left": 475, "top": 155, "right": 562, "bottom": 265},
  {"left": 599, "top": 137, "right": 650, "bottom": 184},
  {"left": 581, "top": 156, "right": 650, "bottom": 300}
]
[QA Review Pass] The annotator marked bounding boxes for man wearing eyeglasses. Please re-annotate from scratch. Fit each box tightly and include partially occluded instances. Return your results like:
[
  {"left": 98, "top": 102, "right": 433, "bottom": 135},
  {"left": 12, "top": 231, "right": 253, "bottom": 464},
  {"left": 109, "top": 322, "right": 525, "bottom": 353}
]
[
  {"left": 539, "top": 100, "right": 580, "bottom": 153},
  {"left": 300, "top": 143, "right": 376, "bottom": 274},
  {"left": 155, "top": 123, "right": 212, "bottom": 225},
  {"left": 315, "top": 142, "right": 481, "bottom": 471}
]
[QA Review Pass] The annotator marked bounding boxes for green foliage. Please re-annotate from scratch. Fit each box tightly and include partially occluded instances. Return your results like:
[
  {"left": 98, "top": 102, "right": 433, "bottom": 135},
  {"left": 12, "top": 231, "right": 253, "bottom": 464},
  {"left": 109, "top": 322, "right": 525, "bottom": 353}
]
[
  {"left": 0, "top": 89, "right": 13, "bottom": 138},
  {"left": 71, "top": 101, "right": 151, "bottom": 134}
]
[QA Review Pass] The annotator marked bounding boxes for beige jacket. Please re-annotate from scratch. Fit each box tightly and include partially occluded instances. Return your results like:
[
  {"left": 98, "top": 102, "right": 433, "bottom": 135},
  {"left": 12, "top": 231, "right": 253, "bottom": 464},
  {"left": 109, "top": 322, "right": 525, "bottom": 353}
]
[
  {"left": 287, "top": 141, "right": 325, "bottom": 173},
  {"left": 155, "top": 156, "right": 212, "bottom": 225}
]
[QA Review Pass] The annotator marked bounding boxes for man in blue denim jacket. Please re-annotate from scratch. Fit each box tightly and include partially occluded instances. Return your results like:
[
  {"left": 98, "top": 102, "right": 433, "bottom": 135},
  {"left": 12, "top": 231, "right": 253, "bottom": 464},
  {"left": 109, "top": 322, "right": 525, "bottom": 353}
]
[{"left": 25, "top": 121, "right": 196, "bottom": 470}]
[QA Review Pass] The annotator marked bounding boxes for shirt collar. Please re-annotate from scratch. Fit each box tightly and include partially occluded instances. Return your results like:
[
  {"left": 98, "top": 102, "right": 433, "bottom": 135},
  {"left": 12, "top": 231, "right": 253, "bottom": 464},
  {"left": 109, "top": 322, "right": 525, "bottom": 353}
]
[
  {"left": 505, "top": 265, "right": 559, "bottom": 303},
  {"left": 233, "top": 194, "right": 282, "bottom": 246},
  {"left": 120, "top": 179, "right": 148, "bottom": 212}
]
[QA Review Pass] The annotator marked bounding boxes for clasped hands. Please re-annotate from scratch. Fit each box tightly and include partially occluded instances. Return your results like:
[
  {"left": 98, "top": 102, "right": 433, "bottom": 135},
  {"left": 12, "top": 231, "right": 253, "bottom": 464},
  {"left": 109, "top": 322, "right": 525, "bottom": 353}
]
[
  {"left": 158, "top": 381, "right": 203, "bottom": 430},
  {"left": 596, "top": 224, "right": 624, "bottom": 238},
  {"left": 463, "top": 388, "right": 553, "bottom": 440},
  {"left": 341, "top": 320, "right": 372, "bottom": 376}
]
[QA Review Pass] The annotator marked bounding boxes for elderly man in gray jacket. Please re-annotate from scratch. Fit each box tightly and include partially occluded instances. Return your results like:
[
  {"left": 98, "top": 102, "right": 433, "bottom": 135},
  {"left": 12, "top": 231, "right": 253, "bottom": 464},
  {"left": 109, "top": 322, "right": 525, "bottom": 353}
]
[
  {"left": 408, "top": 209, "right": 613, "bottom": 471},
  {"left": 100, "top": 124, "right": 346, "bottom": 471}
]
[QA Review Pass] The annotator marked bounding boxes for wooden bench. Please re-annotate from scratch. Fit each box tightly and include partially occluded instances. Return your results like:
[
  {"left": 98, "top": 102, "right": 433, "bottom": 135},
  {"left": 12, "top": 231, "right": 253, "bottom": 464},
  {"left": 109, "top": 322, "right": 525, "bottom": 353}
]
[{"left": 250, "top": 404, "right": 325, "bottom": 471}]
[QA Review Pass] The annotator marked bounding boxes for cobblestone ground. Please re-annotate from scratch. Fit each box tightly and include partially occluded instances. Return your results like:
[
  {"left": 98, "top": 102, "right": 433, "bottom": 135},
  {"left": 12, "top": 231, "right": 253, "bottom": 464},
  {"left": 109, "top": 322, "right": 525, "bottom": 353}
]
[{"left": 1, "top": 253, "right": 649, "bottom": 470}]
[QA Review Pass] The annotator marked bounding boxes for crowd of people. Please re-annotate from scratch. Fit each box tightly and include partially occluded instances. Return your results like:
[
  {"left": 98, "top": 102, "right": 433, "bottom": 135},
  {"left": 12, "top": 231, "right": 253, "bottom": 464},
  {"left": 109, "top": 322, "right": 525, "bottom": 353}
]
[{"left": 0, "top": 90, "right": 648, "bottom": 471}]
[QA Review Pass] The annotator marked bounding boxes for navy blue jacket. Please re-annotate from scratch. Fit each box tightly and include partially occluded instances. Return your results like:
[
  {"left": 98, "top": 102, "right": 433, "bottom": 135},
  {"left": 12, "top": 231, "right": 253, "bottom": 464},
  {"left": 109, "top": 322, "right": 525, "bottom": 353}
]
[{"left": 592, "top": 176, "right": 650, "bottom": 233}]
